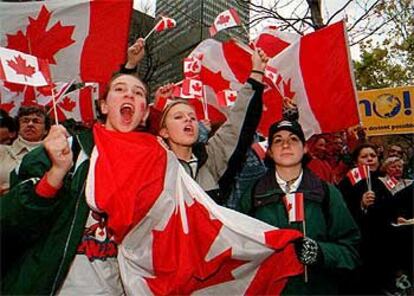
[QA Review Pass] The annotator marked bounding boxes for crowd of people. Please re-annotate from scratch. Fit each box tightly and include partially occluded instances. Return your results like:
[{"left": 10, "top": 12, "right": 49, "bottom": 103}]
[{"left": 0, "top": 38, "right": 413, "bottom": 295}]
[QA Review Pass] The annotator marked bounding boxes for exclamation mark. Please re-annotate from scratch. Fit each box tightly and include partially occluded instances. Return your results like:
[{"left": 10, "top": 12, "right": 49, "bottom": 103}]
[{"left": 403, "top": 91, "right": 412, "bottom": 115}]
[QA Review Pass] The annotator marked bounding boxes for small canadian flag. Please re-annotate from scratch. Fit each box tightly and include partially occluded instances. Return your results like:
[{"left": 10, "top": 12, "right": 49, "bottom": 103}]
[
  {"left": 154, "top": 16, "right": 176, "bottom": 32},
  {"left": 347, "top": 165, "right": 369, "bottom": 186},
  {"left": 264, "top": 65, "right": 281, "bottom": 88},
  {"left": 216, "top": 89, "right": 237, "bottom": 107},
  {"left": 0, "top": 47, "right": 51, "bottom": 87},
  {"left": 182, "top": 78, "right": 203, "bottom": 98},
  {"left": 209, "top": 8, "right": 242, "bottom": 37},
  {"left": 251, "top": 140, "right": 268, "bottom": 160},
  {"left": 283, "top": 193, "right": 305, "bottom": 223},
  {"left": 384, "top": 176, "right": 399, "bottom": 191},
  {"left": 183, "top": 56, "right": 202, "bottom": 78},
  {"left": 152, "top": 96, "right": 173, "bottom": 111}
]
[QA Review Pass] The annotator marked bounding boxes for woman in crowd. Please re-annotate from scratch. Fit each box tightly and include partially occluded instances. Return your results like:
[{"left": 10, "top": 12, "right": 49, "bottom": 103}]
[
  {"left": 241, "top": 119, "right": 360, "bottom": 295},
  {"left": 338, "top": 143, "right": 397, "bottom": 294},
  {"left": 1, "top": 73, "right": 152, "bottom": 295},
  {"left": 156, "top": 48, "right": 268, "bottom": 204}
]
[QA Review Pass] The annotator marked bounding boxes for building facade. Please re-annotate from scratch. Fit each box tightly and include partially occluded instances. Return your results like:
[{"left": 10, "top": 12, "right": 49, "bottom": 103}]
[{"left": 149, "top": 0, "right": 250, "bottom": 91}]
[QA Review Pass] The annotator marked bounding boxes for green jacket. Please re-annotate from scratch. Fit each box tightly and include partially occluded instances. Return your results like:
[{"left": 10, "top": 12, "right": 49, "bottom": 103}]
[
  {"left": 242, "top": 168, "right": 360, "bottom": 295},
  {"left": 0, "top": 130, "right": 94, "bottom": 295}
]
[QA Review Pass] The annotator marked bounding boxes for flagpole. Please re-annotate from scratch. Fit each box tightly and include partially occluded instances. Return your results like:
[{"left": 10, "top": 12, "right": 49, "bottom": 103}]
[
  {"left": 302, "top": 219, "right": 308, "bottom": 283},
  {"left": 144, "top": 17, "right": 161, "bottom": 42},
  {"left": 202, "top": 85, "right": 209, "bottom": 120},
  {"left": 50, "top": 85, "right": 59, "bottom": 126},
  {"left": 367, "top": 166, "right": 372, "bottom": 192},
  {"left": 46, "top": 80, "right": 75, "bottom": 116}
]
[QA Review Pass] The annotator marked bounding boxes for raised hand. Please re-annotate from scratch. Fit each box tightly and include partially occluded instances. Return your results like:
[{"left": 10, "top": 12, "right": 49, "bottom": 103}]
[
  {"left": 250, "top": 47, "right": 269, "bottom": 82},
  {"left": 43, "top": 125, "right": 73, "bottom": 189},
  {"left": 125, "top": 38, "right": 145, "bottom": 69}
]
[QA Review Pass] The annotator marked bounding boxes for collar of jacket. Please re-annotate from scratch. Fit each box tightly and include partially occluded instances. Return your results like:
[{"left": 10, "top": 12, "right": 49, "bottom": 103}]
[
  {"left": 75, "top": 129, "right": 94, "bottom": 157},
  {"left": 254, "top": 168, "right": 325, "bottom": 204}
]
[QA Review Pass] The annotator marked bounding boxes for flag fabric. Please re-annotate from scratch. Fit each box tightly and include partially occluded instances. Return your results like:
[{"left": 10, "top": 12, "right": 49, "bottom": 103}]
[
  {"left": 85, "top": 124, "right": 303, "bottom": 295},
  {"left": 265, "top": 21, "right": 359, "bottom": 138},
  {"left": 384, "top": 176, "right": 399, "bottom": 190},
  {"left": 283, "top": 193, "right": 305, "bottom": 223},
  {"left": 154, "top": 16, "right": 176, "bottom": 33},
  {"left": 209, "top": 8, "right": 242, "bottom": 37},
  {"left": 252, "top": 26, "right": 300, "bottom": 58},
  {"left": 251, "top": 140, "right": 268, "bottom": 160},
  {"left": 0, "top": 0, "right": 132, "bottom": 94},
  {"left": 50, "top": 83, "right": 98, "bottom": 123},
  {"left": 347, "top": 165, "right": 369, "bottom": 186},
  {"left": 0, "top": 47, "right": 51, "bottom": 86},
  {"left": 182, "top": 78, "right": 204, "bottom": 98},
  {"left": 264, "top": 65, "right": 281, "bottom": 89},
  {"left": 190, "top": 21, "right": 359, "bottom": 139},
  {"left": 216, "top": 89, "right": 237, "bottom": 107}
]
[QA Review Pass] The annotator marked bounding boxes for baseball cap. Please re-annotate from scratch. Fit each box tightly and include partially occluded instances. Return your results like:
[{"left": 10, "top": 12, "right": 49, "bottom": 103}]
[{"left": 268, "top": 119, "right": 305, "bottom": 146}]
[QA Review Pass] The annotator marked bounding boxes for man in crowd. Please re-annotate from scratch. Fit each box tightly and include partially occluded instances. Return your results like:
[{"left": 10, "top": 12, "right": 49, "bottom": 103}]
[
  {"left": 0, "top": 105, "right": 50, "bottom": 195},
  {"left": 0, "top": 110, "right": 17, "bottom": 145}
]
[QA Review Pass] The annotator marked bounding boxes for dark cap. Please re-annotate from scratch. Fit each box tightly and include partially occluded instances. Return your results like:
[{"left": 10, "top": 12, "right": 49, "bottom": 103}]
[{"left": 268, "top": 119, "right": 305, "bottom": 146}]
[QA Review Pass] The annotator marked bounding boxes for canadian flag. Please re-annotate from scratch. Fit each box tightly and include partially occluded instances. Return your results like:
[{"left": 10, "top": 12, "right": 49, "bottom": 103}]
[
  {"left": 183, "top": 56, "right": 202, "bottom": 78},
  {"left": 154, "top": 16, "right": 176, "bottom": 33},
  {"left": 51, "top": 83, "right": 98, "bottom": 124},
  {"left": 209, "top": 8, "right": 242, "bottom": 37},
  {"left": 182, "top": 78, "right": 204, "bottom": 98},
  {"left": 86, "top": 124, "right": 303, "bottom": 295},
  {"left": 0, "top": 47, "right": 51, "bottom": 87},
  {"left": 252, "top": 25, "right": 300, "bottom": 58},
  {"left": 251, "top": 140, "right": 269, "bottom": 160},
  {"left": 1, "top": 80, "right": 71, "bottom": 116},
  {"left": 216, "top": 89, "right": 237, "bottom": 107},
  {"left": 265, "top": 21, "right": 359, "bottom": 138},
  {"left": 347, "top": 165, "right": 369, "bottom": 186},
  {"left": 283, "top": 193, "right": 305, "bottom": 223},
  {"left": 0, "top": 0, "right": 132, "bottom": 91},
  {"left": 384, "top": 176, "right": 399, "bottom": 191}
]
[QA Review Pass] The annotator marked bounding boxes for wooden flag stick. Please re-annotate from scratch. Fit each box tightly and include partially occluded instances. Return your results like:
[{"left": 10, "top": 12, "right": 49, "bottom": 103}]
[
  {"left": 302, "top": 220, "right": 309, "bottom": 283},
  {"left": 50, "top": 85, "right": 59, "bottom": 126},
  {"left": 143, "top": 19, "right": 160, "bottom": 41},
  {"left": 202, "top": 85, "right": 209, "bottom": 120}
]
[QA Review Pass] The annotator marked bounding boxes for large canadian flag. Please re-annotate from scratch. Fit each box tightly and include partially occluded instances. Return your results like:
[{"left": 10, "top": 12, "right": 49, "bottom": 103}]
[
  {"left": 86, "top": 124, "right": 303, "bottom": 295},
  {"left": 0, "top": 0, "right": 132, "bottom": 107},
  {"left": 265, "top": 21, "right": 359, "bottom": 138},
  {"left": 189, "top": 21, "right": 359, "bottom": 138}
]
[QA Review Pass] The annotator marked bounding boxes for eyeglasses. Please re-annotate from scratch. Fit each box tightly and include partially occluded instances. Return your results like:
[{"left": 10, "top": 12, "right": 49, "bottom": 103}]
[{"left": 19, "top": 117, "right": 45, "bottom": 125}]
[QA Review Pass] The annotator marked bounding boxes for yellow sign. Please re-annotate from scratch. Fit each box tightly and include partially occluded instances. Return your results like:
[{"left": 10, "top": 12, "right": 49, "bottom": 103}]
[{"left": 358, "top": 86, "right": 414, "bottom": 136}]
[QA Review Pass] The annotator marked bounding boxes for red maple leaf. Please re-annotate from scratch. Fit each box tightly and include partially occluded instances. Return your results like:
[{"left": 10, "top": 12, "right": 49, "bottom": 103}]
[
  {"left": 6, "top": 5, "right": 75, "bottom": 64},
  {"left": 217, "top": 15, "right": 230, "bottom": 25},
  {"left": 227, "top": 93, "right": 237, "bottom": 102},
  {"left": 192, "top": 82, "right": 202, "bottom": 92},
  {"left": 4, "top": 5, "right": 75, "bottom": 98},
  {"left": 282, "top": 79, "right": 296, "bottom": 100},
  {"left": 200, "top": 67, "right": 230, "bottom": 93},
  {"left": 59, "top": 96, "right": 76, "bottom": 111},
  {"left": 7, "top": 55, "right": 36, "bottom": 78},
  {"left": 146, "top": 200, "right": 248, "bottom": 295}
]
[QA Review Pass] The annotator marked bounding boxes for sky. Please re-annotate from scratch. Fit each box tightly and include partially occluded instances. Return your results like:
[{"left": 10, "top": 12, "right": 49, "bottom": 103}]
[{"left": 133, "top": 0, "right": 382, "bottom": 60}]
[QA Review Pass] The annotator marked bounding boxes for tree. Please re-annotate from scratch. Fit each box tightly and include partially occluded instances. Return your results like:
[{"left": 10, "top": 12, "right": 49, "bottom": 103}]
[{"left": 353, "top": 0, "right": 414, "bottom": 89}]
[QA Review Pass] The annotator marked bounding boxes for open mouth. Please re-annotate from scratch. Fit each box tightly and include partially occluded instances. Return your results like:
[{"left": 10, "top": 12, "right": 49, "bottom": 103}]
[
  {"left": 183, "top": 125, "right": 194, "bottom": 134},
  {"left": 120, "top": 103, "right": 135, "bottom": 123}
]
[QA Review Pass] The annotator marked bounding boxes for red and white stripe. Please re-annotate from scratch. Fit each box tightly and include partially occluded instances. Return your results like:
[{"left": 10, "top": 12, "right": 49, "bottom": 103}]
[{"left": 283, "top": 193, "right": 305, "bottom": 223}]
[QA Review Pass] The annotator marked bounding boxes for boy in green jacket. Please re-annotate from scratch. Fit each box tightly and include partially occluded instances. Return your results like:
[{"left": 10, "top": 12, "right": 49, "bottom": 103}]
[{"left": 242, "top": 119, "right": 361, "bottom": 295}]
